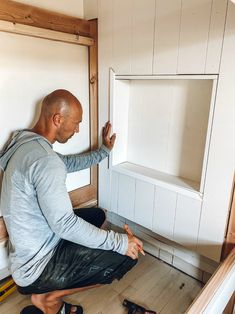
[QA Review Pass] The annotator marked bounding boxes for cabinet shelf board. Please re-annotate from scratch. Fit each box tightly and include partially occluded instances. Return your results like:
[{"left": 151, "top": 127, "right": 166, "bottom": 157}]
[
  {"left": 112, "top": 162, "right": 202, "bottom": 200},
  {"left": 116, "top": 74, "right": 218, "bottom": 80}
]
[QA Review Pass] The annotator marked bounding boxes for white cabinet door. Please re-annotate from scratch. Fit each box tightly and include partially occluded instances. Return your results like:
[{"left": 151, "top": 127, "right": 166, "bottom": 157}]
[
  {"left": 153, "top": 186, "right": 177, "bottom": 240},
  {"left": 174, "top": 195, "right": 202, "bottom": 251},
  {"left": 110, "top": 171, "right": 119, "bottom": 213},
  {"left": 118, "top": 174, "right": 135, "bottom": 220},
  {"left": 134, "top": 180, "right": 155, "bottom": 229}
]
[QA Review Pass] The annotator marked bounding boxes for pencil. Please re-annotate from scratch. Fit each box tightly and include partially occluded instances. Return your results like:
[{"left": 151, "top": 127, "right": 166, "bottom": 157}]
[{"left": 124, "top": 224, "right": 145, "bottom": 256}]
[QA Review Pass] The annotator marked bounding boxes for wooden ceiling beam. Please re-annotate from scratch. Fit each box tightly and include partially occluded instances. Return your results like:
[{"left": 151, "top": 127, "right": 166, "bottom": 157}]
[{"left": 0, "top": 0, "right": 91, "bottom": 37}]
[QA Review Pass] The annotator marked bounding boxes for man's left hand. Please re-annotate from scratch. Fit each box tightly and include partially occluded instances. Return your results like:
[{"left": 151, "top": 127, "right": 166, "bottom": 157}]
[{"left": 102, "top": 121, "right": 116, "bottom": 151}]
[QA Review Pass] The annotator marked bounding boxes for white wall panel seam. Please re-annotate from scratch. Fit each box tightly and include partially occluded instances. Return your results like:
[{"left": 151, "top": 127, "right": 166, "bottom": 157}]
[
  {"left": 151, "top": 0, "right": 157, "bottom": 75},
  {"left": 172, "top": 193, "right": 179, "bottom": 240},
  {"left": 176, "top": 0, "right": 183, "bottom": 74},
  {"left": 196, "top": 201, "right": 203, "bottom": 253},
  {"left": 217, "top": 1, "right": 229, "bottom": 74},
  {"left": 204, "top": 0, "right": 214, "bottom": 74},
  {"left": 133, "top": 178, "right": 137, "bottom": 226}
]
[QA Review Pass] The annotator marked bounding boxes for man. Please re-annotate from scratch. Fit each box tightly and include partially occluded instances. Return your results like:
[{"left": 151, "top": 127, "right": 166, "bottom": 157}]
[{"left": 0, "top": 90, "right": 143, "bottom": 314}]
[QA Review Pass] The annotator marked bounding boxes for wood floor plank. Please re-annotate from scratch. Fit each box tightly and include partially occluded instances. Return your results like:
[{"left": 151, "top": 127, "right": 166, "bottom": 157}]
[{"left": 0, "top": 253, "right": 202, "bottom": 314}]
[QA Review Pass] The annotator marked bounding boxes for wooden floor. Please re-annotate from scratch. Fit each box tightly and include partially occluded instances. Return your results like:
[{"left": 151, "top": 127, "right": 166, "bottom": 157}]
[{"left": 0, "top": 253, "right": 202, "bottom": 314}]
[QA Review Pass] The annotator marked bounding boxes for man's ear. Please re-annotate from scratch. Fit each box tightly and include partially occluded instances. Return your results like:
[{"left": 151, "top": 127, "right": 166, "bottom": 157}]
[{"left": 52, "top": 113, "right": 62, "bottom": 127}]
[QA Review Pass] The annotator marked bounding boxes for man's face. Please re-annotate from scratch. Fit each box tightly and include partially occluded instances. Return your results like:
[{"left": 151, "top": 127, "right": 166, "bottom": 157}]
[{"left": 56, "top": 103, "right": 83, "bottom": 143}]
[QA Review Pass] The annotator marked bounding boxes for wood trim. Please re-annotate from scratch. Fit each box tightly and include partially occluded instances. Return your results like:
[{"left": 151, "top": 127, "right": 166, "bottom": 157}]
[
  {"left": 89, "top": 19, "right": 98, "bottom": 191},
  {"left": 69, "top": 185, "right": 97, "bottom": 209},
  {"left": 186, "top": 248, "right": 235, "bottom": 313},
  {"left": 0, "top": 20, "right": 94, "bottom": 46},
  {"left": 222, "top": 173, "right": 235, "bottom": 260},
  {"left": 0, "top": 0, "right": 91, "bottom": 36},
  {"left": 69, "top": 19, "right": 99, "bottom": 208}
]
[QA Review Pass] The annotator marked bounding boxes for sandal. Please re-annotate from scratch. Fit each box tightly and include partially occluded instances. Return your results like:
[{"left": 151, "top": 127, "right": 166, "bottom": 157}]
[{"left": 58, "top": 301, "right": 83, "bottom": 314}]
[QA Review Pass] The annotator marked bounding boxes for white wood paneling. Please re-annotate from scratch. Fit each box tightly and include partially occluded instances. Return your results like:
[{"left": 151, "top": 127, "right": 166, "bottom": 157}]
[
  {"left": 174, "top": 195, "right": 202, "bottom": 251},
  {"left": 197, "top": 2, "right": 235, "bottom": 262},
  {"left": 205, "top": 0, "right": 227, "bottom": 73},
  {"left": 177, "top": 0, "right": 212, "bottom": 74},
  {"left": 118, "top": 174, "right": 135, "bottom": 220},
  {"left": 153, "top": 186, "right": 177, "bottom": 240},
  {"left": 153, "top": 0, "right": 181, "bottom": 74},
  {"left": 131, "top": 0, "right": 155, "bottom": 74},
  {"left": 98, "top": 0, "right": 113, "bottom": 209},
  {"left": 134, "top": 180, "right": 154, "bottom": 229},
  {"left": 112, "top": 0, "right": 132, "bottom": 74},
  {"left": 97, "top": 0, "right": 232, "bottom": 263},
  {"left": 110, "top": 171, "right": 119, "bottom": 213}
]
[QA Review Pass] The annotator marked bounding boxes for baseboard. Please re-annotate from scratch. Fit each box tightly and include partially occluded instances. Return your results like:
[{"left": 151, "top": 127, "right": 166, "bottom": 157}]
[{"left": 107, "top": 211, "right": 219, "bottom": 283}]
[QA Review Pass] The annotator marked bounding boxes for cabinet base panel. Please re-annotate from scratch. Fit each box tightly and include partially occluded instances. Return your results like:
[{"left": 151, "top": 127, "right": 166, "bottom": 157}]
[{"left": 107, "top": 211, "right": 218, "bottom": 283}]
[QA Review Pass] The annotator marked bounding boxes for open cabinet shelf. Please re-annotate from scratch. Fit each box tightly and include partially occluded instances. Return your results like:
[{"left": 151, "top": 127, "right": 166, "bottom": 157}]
[
  {"left": 110, "top": 69, "right": 217, "bottom": 197},
  {"left": 112, "top": 162, "right": 201, "bottom": 199}
]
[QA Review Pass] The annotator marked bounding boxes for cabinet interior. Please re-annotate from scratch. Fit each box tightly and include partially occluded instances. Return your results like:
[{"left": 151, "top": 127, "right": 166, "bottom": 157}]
[{"left": 110, "top": 71, "right": 217, "bottom": 197}]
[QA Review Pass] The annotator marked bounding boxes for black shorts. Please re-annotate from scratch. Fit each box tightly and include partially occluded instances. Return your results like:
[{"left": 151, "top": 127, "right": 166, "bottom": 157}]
[{"left": 18, "top": 207, "right": 137, "bottom": 295}]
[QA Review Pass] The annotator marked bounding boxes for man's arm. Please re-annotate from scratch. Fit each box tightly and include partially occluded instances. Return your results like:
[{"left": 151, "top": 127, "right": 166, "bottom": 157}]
[
  {"left": 56, "top": 145, "right": 110, "bottom": 173},
  {"left": 31, "top": 155, "right": 128, "bottom": 255},
  {"left": 56, "top": 121, "right": 116, "bottom": 173}
]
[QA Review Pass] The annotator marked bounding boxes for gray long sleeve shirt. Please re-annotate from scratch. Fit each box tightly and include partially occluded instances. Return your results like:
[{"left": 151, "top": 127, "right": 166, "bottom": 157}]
[{"left": 0, "top": 130, "right": 128, "bottom": 286}]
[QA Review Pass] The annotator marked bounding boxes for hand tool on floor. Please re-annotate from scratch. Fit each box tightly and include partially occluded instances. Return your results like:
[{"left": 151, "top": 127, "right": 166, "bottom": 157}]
[{"left": 123, "top": 299, "right": 157, "bottom": 314}]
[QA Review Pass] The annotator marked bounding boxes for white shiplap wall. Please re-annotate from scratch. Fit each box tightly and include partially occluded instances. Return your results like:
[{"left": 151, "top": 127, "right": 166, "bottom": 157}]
[{"left": 84, "top": 0, "right": 235, "bottom": 262}]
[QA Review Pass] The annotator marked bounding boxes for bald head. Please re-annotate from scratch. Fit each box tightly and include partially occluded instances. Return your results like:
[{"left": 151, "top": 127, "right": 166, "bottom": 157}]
[
  {"left": 41, "top": 89, "right": 82, "bottom": 118},
  {"left": 32, "top": 89, "right": 83, "bottom": 143}
]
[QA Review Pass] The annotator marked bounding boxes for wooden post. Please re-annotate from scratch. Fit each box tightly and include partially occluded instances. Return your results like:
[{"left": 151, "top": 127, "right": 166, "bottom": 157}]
[
  {"left": 69, "top": 19, "right": 98, "bottom": 207},
  {"left": 89, "top": 18, "right": 98, "bottom": 187}
]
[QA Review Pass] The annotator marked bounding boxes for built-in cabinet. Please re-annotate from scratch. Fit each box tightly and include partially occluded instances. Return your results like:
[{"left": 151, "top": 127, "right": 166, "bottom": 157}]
[
  {"left": 109, "top": 68, "right": 215, "bottom": 252},
  {"left": 94, "top": 0, "right": 235, "bottom": 262}
]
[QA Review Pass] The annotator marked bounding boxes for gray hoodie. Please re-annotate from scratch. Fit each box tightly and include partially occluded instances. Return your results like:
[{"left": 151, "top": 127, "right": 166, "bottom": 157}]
[{"left": 0, "top": 130, "right": 128, "bottom": 286}]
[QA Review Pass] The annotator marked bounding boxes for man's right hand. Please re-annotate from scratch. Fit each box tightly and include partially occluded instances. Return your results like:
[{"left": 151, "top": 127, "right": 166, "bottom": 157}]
[{"left": 125, "top": 235, "right": 143, "bottom": 260}]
